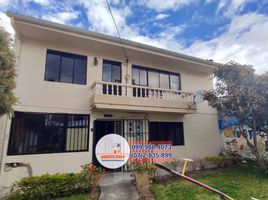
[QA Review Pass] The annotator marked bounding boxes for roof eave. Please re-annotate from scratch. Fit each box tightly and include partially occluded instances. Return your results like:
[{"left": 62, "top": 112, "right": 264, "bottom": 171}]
[{"left": 6, "top": 11, "right": 221, "bottom": 69}]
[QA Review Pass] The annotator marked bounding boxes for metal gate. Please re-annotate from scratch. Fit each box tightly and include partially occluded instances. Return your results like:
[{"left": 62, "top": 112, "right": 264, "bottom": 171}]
[
  {"left": 123, "top": 119, "right": 149, "bottom": 143},
  {"left": 123, "top": 119, "right": 149, "bottom": 170},
  {"left": 93, "top": 119, "right": 149, "bottom": 171}
]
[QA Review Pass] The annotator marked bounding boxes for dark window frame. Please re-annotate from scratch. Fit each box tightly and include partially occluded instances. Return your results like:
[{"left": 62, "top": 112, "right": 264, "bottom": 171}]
[
  {"left": 102, "top": 59, "right": 122, "bottom": 83},
  {"left": 44, "top": 49, "right": 87, "bottom": 85},
  {"left": 132, "top": 65, "right": 181, "bottom": 90},
  {"left": 149, "top": 121, "right": 185, "bottom": 146},
  {"left": 7, "top": 112, "right": 90, "bottom": 156}
]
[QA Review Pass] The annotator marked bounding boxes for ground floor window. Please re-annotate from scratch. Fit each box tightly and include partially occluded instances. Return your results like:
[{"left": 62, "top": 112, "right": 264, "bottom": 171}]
[
  {"left": 8, "top": 112, "right": 89, "bottom": 155},
  {"left": 149, "top": 122, "right": 184, "bottom": 145}
]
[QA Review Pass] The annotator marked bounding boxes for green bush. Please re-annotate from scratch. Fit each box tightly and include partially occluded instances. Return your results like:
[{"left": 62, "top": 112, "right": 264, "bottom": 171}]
[
  {"left": 205, "top": 156, "right": 234, "bottom": 161},
  {"left": 205, "top": 156, "right": 235, "bottom": 168},
  {"left": 5, "top": 173, "right": 90, "bottom": 200},
  {"left": 165, "top": 158, "right": 179, "bottom": 169},
  {"left": 130, "top": 159, "right": 157, "bottom": 181}
]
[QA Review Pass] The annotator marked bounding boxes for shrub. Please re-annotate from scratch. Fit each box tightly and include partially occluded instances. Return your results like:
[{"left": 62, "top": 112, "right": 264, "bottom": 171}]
[
  {"left": 5, "top": 163, "right": 105, "bottom": 200},
  {"left": 5, "top": 173, "right": 90, "bottom": 200},
  {"left": 165, "top": 158, "right": 179, "bottom": 170},
  {"left": 80, "top": 163, "right": 105, "bottom": 194},
  {"left": 131, "top": 159, "right": 157, "bottom": 181},
  {"left": 205, "top": 156, "right": 235, "bottom": 167}
]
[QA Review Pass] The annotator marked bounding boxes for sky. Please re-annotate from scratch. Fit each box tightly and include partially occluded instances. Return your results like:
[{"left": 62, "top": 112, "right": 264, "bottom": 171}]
[{"left": 0, "top": 0, "right": 267, "bottom": 73}]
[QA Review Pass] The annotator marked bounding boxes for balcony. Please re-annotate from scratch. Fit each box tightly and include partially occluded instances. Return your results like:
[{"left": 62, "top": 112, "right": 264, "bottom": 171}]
[{"left": 89, "top": 81, "right": 196, "bottom": 114}]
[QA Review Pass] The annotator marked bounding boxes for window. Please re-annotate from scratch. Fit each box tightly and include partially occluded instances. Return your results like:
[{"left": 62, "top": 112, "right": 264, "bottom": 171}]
[
  {"left": 132, "top": 65, "right": 181, "bottom": 90},
  {"left": 149, "top": 122, "right": 184, "bottom": 146},
  {"left": 7, "top": 112, "right": 89, "bottom": 155},
  {"left": 148, "top": 71, "right": 159, "bottom": 88},
  {"left": 159, "top": 73, "right": 169, "bottom": 89},
  {"left": 102, "top": 60, "right": 121, "bottom": 83},
  {"left": 170, "top": 74, "right": 180, "bottom": 90},
  {"left": 45, "top": 50, "right": 87, "bottom": 85},
  {"left": 132, "top": 66, "right": 147, "bottom": 86}
]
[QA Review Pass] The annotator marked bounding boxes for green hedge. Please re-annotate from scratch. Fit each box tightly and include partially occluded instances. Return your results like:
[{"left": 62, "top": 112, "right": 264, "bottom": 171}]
[
  {"left": 5, "top": 173, "right": 91, "bottom": 200},
  {"left": 205, "top": 156, "right": 235, "bottom": 161}
]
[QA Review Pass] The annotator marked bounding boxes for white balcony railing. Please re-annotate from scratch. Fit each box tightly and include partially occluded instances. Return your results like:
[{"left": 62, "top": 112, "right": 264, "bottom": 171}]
[{"left": 90, "top": 81, "right": 195, "bottom": 103}]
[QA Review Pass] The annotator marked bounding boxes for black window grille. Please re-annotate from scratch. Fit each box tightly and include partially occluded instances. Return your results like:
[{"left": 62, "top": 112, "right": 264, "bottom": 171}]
[
  {"left": 7, "top": 112, "right": 89, "bottom": 155},
  {"left": 149, "top": 122, "right": 184, "bottom": 146}
]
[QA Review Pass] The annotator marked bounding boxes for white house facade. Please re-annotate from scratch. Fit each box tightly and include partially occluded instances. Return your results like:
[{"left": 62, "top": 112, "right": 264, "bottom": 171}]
[{"left": 0, "top": 12, "right": 221, "bottom": 186}]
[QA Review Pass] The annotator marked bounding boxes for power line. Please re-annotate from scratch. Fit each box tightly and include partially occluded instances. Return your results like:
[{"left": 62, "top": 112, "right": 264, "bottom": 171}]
[{"left": 105, "top": 0, "right": 129, "bottom": 62}]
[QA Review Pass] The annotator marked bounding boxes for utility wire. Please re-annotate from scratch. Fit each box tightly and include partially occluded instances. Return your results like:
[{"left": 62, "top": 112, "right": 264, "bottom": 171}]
[{"left": 105, "top": 0, "right": 129, "bottom": 62}]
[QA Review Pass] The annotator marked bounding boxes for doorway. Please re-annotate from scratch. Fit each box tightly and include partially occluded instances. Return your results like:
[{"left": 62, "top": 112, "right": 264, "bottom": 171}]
[{"left": 93, "top": 120, "right": 122, "bottom": 172}]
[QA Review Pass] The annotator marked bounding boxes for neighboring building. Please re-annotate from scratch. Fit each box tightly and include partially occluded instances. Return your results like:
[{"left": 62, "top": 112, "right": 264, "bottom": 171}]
[{"left": 0, "top": 12, "right": 221, "bottom": 186}]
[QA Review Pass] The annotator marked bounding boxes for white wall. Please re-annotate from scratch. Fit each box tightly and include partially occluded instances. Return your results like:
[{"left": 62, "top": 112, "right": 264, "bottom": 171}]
[{"left": 0, "top": 37, "right": 220, "bottom": 186}]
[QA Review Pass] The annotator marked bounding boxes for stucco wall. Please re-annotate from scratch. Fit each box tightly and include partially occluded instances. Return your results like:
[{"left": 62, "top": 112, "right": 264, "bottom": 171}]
[{"left": 0, "top": 37, "right": 220, "bottom": 186}]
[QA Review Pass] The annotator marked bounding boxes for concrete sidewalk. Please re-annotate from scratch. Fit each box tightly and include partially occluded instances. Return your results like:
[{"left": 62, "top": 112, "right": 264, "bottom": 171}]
[{"left": 99, "top": 172, "right": 139, "bottom": 200}]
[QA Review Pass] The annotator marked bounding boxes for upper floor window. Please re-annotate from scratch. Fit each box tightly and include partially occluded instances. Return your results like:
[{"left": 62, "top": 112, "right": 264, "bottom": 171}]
[
  {"left": 132, "top": 67, "right": 147, "bottom": 86},
  {"left": 132, "top": 65, "right": 181, "bottom": 90},
  {"left": 102, "top": 60, "right": 121, "bottom": 83},
  {"left": 45, "top": 50, "right": 87, "bottom": 85}
]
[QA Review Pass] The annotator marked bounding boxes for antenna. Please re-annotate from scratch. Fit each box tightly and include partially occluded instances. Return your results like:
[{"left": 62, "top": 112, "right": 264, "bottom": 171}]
[
  {"left": 187, "top": 90, "right": 205, "bottom": 108},
  {"left": 193, "top": 90, "right": 205, "bottom": 104}
]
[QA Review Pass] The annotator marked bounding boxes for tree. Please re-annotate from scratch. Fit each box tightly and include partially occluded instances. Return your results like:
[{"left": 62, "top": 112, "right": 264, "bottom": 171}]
[
  {"left": 0, "top": 28, "right": 16, "bottom": 117},
  {"left": 204, "top": 61, "right": 268, "bottom": 168}
]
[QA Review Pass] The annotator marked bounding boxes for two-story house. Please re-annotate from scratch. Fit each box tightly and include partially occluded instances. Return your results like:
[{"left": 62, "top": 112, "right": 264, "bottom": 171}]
[{"left": 0, "top": 12, "right": 221, "bottom": 186}]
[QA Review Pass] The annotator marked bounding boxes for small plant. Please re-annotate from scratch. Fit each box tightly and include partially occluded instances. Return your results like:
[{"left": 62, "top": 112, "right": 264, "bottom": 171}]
[
  {"left": 205, "top": 156, "right": 234, "bottom": 168},
  {"left": 134, "top": 172, "right": 153, "bottom": 200},
  {"left": 80, "top": 163, "right": 105, "bottom": 199},
  {"left": 198, "top": 159, "right": 206, "bottom": 170},
  {"left": 131, "top": 159, "right": 157, "bottom": 181},
  {"left": 190, "top": 160, "right": 199, "bottom": 172},
  {"left": 131, "top": 159, "right": 155, "bottom": 200},
  {"left": 165, "top": 158, "right": 179, "bottom": 170}
]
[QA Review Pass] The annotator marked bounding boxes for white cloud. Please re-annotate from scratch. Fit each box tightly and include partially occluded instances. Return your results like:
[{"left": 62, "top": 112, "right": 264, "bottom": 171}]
[
  {"left": 132, "top": 26, "right": 183, "bottom": 49},
  {"left": 137, "top": 0, "right": 195, "bottom": 12},
  {"left": 216, "top": 0, "right": 254, "bottom": 17},
  {"left": 0, "top": 0, "right": 51, "bottom": 8},
  {"left": 80, "top": 0, "right": 134, "bottom": 36},
  {"left": 31, "top": 0, "right": 50, "bottom": 6},
  {"left": 79, "top": 0, "right": 184, "bottom": 51},
  {"left": 155, "top": 13, "right": 169, "bottom": 20},
  {"left": 0, "top": 0, "right": 10, "bottom": 7},
  {"left": 0, "top": 1, "right": 267, "bottom": 74},
  {"left": 205, "top": 0, "right": 214, "bottom": 3},
  {"left": 43, "top": 12, "right": 78, "bottom": 24},
  {"left": 181, "top": 13, "right": 268, "bottom": 73}
]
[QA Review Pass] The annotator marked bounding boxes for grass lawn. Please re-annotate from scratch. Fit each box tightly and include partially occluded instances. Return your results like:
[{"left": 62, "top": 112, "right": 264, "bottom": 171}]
[
  {"left": 57, "top": 194, "right": 88, "bottom": 200},
  {"left": 151, "top": 162, "right": 268, "bottom": 200}
]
